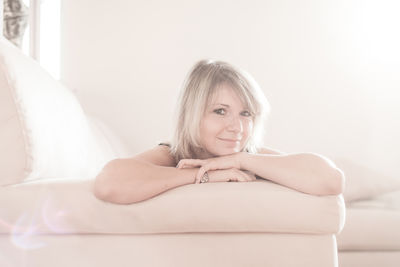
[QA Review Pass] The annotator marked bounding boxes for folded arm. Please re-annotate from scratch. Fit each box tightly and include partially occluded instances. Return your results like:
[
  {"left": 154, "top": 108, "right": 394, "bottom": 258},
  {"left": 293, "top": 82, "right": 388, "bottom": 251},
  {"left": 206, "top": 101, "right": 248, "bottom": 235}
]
[
  {"left": 179, "top": 147, "right": 345, "bottom": 196},
  {"left": 239, "top": 151, "right": 345, "bottom": 196},
  {"left": 93, "top": 146, "right": 197, "bottom": 204}
]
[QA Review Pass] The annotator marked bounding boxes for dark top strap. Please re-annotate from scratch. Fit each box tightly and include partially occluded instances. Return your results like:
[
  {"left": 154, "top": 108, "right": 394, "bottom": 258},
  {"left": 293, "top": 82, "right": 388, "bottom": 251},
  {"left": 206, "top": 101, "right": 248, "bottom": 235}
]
[{"left": 158, "top": 142, "right": 171, "bottom": 147}]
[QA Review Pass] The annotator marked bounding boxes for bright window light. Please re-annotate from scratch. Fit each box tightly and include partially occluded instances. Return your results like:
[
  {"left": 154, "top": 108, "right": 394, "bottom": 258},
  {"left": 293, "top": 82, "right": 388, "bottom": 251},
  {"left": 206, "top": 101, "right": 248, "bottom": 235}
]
[
  {"left": 39, "top": 0, "right": 61, "bottom": 80},
  {"left": 21, "top": 0, "right": 30, "bottom": 56}
]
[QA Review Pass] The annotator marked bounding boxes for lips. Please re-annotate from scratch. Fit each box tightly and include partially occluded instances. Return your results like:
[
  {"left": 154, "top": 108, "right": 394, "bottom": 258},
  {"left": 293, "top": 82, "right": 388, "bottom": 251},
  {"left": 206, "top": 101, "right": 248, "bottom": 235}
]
[{"left": 218, "top": 138, "right": 241, "bottom": 142}]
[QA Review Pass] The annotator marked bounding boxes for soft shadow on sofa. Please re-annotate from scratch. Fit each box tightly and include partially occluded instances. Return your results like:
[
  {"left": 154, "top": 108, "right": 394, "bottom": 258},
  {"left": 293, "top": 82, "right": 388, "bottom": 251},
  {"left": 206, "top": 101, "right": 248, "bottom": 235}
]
[{"left": 334, "top": 158, "right": 400, "bottom": 202}]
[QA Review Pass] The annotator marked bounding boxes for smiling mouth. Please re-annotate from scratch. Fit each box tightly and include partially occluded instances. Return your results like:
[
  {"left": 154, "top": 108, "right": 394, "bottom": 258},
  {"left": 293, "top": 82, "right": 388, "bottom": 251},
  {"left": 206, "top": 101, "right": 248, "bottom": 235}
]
[{"left": 218, "top": 138, "right": 241, "bottom": 142}]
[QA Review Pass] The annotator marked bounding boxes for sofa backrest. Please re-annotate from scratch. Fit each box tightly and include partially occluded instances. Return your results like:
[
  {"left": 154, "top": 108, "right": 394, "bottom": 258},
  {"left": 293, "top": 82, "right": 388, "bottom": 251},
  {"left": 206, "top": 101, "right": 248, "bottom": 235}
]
[{"left": 0, "top": 37, "right": 118, "bottom": 186}]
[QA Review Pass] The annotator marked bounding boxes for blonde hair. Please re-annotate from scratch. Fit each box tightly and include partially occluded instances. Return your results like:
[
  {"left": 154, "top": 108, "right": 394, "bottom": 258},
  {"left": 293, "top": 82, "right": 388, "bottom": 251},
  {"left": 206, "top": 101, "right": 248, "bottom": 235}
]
[{"left": 170, "top": 59, "right": 270, "bottom": 162}]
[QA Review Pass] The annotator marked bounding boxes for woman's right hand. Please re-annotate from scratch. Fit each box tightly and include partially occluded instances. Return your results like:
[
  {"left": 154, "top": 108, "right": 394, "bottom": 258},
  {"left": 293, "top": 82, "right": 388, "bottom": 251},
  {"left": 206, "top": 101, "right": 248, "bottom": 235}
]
[{"left": 198, "top": 168, "right": 257, "bottom": 184}]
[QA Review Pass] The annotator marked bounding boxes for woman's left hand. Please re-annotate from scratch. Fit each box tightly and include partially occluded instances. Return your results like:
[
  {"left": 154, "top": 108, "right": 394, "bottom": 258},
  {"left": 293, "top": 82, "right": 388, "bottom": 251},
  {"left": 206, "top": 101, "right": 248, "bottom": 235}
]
[{"left": 177, "top": 152, "right": 246, "bottom": 183}]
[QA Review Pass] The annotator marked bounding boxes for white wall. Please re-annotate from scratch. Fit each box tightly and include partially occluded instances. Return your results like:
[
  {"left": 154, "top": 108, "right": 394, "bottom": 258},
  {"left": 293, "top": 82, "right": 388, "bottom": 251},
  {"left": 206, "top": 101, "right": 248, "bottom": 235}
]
[{"left": 60, "top": 0, "right": 400, "bottom": 181}]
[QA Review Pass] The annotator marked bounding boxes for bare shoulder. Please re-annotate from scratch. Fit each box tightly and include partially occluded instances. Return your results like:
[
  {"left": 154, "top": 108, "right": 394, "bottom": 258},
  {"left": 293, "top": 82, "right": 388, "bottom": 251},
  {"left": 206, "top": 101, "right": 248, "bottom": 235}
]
[
  {"left": 131, "top": 145, "right": 176, "bottom": 167},
  {"left": 257, "top": 146, "right": 286, "bottom": 155}
]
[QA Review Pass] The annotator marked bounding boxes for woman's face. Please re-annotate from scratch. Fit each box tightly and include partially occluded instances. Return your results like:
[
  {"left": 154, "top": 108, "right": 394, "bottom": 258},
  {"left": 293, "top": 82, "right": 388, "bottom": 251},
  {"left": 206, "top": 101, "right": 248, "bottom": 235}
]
[{"left": 199, "top": 84, "right": 253, "bottom": 158}]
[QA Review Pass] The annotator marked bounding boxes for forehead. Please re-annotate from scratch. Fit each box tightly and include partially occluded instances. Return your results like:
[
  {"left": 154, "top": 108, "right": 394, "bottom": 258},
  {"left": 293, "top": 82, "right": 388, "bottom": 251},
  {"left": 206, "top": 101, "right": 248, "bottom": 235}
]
[{"left": 210, "top": 84, "right": 247, "bottom": 108}]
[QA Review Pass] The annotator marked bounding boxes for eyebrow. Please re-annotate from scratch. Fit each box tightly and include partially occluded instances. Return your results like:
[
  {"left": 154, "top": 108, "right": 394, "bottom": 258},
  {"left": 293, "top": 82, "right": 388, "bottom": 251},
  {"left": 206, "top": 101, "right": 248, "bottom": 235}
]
[{"left": 211, "top": 103, "right": 230, "bottom": 107}]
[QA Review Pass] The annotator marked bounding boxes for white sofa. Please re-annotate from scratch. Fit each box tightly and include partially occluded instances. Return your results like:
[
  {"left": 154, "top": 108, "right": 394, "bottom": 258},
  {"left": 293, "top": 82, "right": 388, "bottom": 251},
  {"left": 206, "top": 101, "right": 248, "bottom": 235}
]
[
  {"left": 337, "top": 188, "right": 400, "bottom": 266},
  {"left": 337, "top": 190, "right": 400, "bottom": 267},
  {"left": 334, "top": 158, "right": 400, "bottom": 266},
  {"left": 0, "top": 36, "right": 394, "bottom": 267}
]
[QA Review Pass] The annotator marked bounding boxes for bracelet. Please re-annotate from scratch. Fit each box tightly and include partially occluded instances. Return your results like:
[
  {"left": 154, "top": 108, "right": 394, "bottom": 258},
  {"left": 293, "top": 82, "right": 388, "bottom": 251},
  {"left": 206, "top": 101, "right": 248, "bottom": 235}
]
[{"left": 200, "top": 172, "right": 209, "bottom": 183}]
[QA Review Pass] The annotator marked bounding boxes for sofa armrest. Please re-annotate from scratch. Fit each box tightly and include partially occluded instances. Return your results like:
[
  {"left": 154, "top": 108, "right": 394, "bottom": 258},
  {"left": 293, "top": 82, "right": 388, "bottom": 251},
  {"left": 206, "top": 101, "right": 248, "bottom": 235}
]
[{"left": 0, "top": 178, "right": 345, "bottom": 235}]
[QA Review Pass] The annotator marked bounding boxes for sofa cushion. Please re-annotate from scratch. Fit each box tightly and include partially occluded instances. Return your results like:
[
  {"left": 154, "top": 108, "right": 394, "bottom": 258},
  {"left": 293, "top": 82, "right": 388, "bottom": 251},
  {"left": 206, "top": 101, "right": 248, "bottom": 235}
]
[
  {"left": 337, "top": 190, "right": 400, "bottom": 250},
  {"left": 0, "top": 38, "right": 113, "bottom": 186},
  {"left": 87, "top": 115, "right": 132, "bottom": 158},
  {"left": 0, "top": 178, "right": 345, "bottom": 235},
  {"left": 335, "top": 159, "right": 400, "bottom": 202}
]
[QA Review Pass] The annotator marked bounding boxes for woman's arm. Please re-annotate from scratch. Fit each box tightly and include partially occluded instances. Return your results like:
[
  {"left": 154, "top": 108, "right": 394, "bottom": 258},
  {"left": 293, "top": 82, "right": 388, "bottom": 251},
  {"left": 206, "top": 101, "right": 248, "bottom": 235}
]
[
  {"left": 94, "top": 146, "right": 198, "bottom": 204},
  {"left": 239, "top": 151, "right": 345, "bottom": 196},
  {"left": 179, "top": 147, "right": 344, "bottom": 196},
  {"left": 94, "top": 159, "right": 199, "bottom": 204},
  {"left": 94, "top": 146, "right": 256, "bottom": 204}
]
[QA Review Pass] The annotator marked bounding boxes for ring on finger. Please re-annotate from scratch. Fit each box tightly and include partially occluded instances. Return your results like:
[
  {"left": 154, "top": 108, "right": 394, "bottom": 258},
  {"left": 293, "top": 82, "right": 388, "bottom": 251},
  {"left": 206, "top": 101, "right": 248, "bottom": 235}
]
[{"left": 200, "top": 172, "right": 209, "bottom": 183}]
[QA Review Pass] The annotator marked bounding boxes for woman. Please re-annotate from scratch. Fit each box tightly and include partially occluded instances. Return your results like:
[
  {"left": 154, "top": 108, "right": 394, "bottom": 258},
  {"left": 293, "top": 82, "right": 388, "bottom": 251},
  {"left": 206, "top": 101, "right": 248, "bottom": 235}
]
[{"left": 94, "top": 59, "right": 345, "bottom": 204}]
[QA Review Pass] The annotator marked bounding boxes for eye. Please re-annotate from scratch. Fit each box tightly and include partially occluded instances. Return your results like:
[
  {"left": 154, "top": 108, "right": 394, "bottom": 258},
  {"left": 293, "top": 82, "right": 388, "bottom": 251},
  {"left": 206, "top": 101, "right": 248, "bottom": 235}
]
[
  {"left": 213, "top": 108, "right": 226, "bottom": 115},
  {"left": 240, "top": 110, "right": 252, "bottom": 117}
]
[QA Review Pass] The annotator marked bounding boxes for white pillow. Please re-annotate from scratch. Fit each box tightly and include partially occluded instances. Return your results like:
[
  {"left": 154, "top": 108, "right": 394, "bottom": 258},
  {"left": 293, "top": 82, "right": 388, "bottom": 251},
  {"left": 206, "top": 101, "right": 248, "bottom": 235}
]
[
  {"left": 0, "top": 37, "right": 105, "bottom": 185},
  {"left": 85, "top": 115, "right": 133, "bottom": 176},
  {"left": 87, "top": 115, "right": 132, "bottom": 159},
  {"left": 335, "top": 158, "right": 400, "bottom": 202}
]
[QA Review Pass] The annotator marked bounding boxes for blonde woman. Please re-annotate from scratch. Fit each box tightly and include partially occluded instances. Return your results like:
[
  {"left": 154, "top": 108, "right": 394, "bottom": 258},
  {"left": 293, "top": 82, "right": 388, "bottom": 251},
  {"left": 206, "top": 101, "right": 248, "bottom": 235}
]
[{"left": 94, "top": 59, "right": 345, "bottom": 204}]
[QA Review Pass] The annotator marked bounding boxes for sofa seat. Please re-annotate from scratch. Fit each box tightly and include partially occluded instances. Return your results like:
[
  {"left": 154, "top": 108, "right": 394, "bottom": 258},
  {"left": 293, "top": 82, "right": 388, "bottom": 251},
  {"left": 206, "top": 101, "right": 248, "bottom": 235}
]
[
  {"left": 337, "top": 190, "right": 400, "bottom": 267},
  {"left": 1, "top": 178, "right": 345, "bottom": 267},
  {"left": 337, "top": 190, "right": 400, "bottom": 251},
  {"left": 0, "top": 178, "right": 345, "bottom": 235}
]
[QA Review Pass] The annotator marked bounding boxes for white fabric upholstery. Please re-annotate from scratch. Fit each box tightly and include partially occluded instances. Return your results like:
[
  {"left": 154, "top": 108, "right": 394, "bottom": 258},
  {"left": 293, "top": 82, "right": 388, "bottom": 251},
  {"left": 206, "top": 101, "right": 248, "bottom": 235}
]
[
  {"left": 337, "top": 190, "right": 400, "bottom": 251},
  {"left": 335, "top": 159, "right": 400, "bottom": 202},
  {"left": 0, "top": 178, "right": 345, "bottom": 235},
  {"left": 0, "top": 38, "right": 115, "bottom": 186},
  {"left": 339, "top": 252, "right": 400, "bottom": 267},
  {"left": 337, "top": 190, "right": 400, "bottom": 267},
  {"left": 0, "top": 233, "right": 339, "bottom": 267},
  {"left": 86, "top": 115, "right": 131, "bottom": 158},
  {"left": 338, "top": 208, "right": 400, "bottom": 250}
]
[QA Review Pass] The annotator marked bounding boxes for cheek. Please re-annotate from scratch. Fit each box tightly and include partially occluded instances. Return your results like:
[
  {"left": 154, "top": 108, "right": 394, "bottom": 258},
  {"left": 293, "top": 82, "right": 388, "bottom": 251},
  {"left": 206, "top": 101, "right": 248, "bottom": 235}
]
[
  {"left": 243, "top": 119, "right": 253, "bottom": 138},
  {"left": 200, "top": 117, "right": 220, "bottom": 142}
]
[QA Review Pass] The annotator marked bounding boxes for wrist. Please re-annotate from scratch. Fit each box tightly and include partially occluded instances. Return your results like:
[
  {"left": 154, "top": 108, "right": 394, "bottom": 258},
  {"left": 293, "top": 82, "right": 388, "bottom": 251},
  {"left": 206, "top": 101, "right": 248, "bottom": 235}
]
[
  {"left": 173, "top": 167, "right": 199, "bottom": 185},
  {"left": 237, "top": 151, "right": 248, "bottom": 170}
]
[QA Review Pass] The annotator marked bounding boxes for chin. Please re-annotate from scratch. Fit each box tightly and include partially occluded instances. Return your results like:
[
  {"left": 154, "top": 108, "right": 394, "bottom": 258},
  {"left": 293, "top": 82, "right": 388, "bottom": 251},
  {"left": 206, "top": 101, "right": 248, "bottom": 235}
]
[{"left": 213, "top": 148, "right": 241, "bottom": 156}]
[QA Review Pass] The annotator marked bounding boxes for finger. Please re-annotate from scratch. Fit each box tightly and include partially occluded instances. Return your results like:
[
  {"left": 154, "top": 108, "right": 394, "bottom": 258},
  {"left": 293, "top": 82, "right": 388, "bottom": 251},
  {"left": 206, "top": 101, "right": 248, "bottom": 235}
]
[
  {"left": 235, "top": 169, "right": 249, "bottom": 182},
  {"left": 241, "top": 170, "right": 251, "bottom": 182},
  {"left": 196, "top": 163, "right": 215, "bottom": 183},
  {"left": 179, "top": 163, "right": 194, "bottom": 169},
  {"left": 238, "top": 170, "right": 248, "bottom": 182},
  {"left": 196, "top": 166, "right": 206, "bottom": 183},
  {"left": 177, "top": 159, "right": 187, "bottom": 168},
  {"left": 177, "top": 159, "right": 189, "bottom": 169},
  {"left": 227, "top": 168, "right": 238, "bottom": 182},
  {"left": 245, "top": 173, "right": 253, "bottom": 182},
  {"left": 177, "top": 159, "right": 204, "bottom": 169},
  {"left": 244, "top": 171, "right": 256, "bottom": 182},
  {"left": 241, "top": 170, "right": 256, "bottom": 182},
  {"left": 195, "top": 167, "right": 207, "bottom": 184}
]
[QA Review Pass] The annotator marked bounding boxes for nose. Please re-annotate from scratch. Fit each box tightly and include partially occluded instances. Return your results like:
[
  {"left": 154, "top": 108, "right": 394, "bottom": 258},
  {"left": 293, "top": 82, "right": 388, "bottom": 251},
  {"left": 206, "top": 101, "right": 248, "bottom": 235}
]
[{"left": 226, "top": 115, "right": 243, "bottom": 133}]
